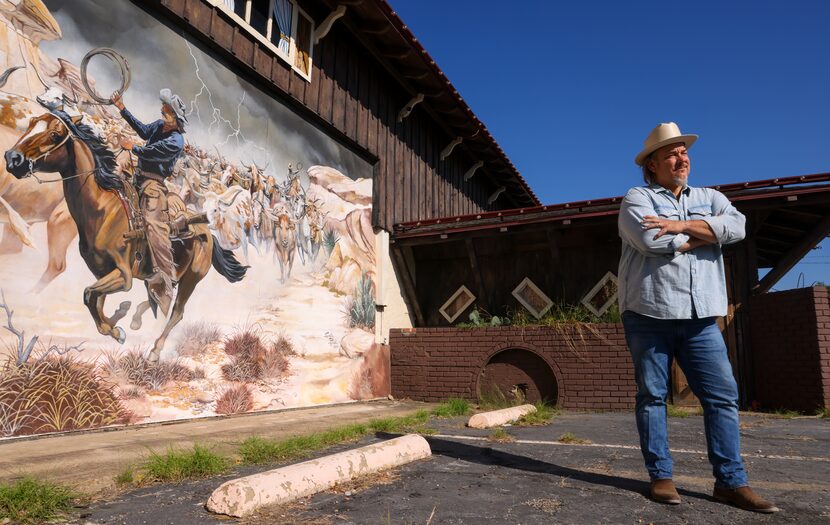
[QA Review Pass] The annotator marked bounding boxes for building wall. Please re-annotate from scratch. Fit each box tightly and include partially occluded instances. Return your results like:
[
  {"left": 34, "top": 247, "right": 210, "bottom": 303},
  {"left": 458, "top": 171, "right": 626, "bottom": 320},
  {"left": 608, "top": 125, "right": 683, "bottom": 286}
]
[
  {"left": 150, "top": 0, "right": 515, "bottom": 231},
  {"left": 749, "top": 286, "right": 830, "bottom": 411},
  {"left": 389, "top": 325, "right": 636, "bottom": 410}
]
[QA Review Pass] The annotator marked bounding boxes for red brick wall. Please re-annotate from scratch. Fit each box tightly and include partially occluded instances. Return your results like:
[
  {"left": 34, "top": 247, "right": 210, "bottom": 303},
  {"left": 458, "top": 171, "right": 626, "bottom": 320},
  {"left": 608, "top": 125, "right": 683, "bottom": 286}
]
[
  {"left": 389, "top": 325, "right": 636, "bottom": 410},
  {"left": 749, "top": 286, "right": 830, "bottom": 412}
]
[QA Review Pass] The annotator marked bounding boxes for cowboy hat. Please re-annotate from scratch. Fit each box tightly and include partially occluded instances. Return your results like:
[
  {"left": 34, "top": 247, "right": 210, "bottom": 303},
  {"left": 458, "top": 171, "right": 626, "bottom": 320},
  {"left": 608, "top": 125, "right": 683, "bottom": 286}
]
[
  {"left": 159, "top": 88, "right": 187, "bottom": 124},
  {"left": 635, "top": 122, "right": 697, "bottom": 165}
]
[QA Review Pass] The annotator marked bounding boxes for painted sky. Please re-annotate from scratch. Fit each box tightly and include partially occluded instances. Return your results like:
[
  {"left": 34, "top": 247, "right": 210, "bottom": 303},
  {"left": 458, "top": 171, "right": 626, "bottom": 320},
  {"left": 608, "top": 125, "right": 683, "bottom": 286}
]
[{"left": 390, "top": 0, "right": 830, "bottom": 290}]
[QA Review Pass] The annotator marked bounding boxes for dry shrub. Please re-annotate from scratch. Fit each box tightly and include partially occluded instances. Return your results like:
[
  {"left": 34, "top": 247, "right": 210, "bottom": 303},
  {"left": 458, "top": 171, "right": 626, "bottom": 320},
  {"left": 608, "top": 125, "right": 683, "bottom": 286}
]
[
  {"left": 221, "top": 329, "right": 291, "bottom": 383},
  {"left": 215, "top": 384, "right": 253, "bottom": 415},
  {"left": 192, "top": 366, "right": 207, "bottom": 380},
  {"left": 119, "top": 385, "right": 145, "bottom": 399},
  {"left": 176, "top": 321, "right": 222, "bottom": 357},
  {"left": 112, "top": 350, "right": 195, "bottom": 390},
  {"left": 272, "top": 333, "right": 297, "bottom": 356},
  {"left": 0, "top": 356, "right": 133, "bottom": 437}
]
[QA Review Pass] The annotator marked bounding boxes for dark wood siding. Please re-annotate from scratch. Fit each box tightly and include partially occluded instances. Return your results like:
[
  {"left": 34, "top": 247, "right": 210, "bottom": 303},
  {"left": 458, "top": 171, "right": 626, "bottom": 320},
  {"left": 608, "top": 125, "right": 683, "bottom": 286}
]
[{"left": 152, "top": 0, "right": 506, "bottom": 231}]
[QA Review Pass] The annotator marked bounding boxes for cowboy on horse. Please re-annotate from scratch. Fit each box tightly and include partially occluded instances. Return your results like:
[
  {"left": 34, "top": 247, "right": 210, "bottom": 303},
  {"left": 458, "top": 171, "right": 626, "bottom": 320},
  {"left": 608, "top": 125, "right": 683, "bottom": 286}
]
[{"left": 111, "top": 88, "right": 186, "bottom": 315}]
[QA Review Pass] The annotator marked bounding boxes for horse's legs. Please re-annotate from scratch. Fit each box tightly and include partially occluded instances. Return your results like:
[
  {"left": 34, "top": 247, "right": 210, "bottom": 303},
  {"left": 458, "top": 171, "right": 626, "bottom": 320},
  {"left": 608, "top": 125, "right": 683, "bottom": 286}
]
[
  {"left": 33, "top": 203, "right": 77, "bottom": 293},
  {"left": 130, "top": 301, "right": 153, "bottom": 330},
  {"left": 83, "top": 268, "right": 129, "bottom": 343},
  {"left": 147, "top": 267, "right": 201, "bottom": 363}
]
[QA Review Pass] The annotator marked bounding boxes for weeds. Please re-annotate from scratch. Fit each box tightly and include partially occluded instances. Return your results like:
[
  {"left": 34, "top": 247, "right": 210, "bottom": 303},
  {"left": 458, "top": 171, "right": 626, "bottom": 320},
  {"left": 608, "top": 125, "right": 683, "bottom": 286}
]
[
  {"left": 0, "top": 477, "right": 76, "bottom": 525},
  {"left": 239, "top": 411, "right": 432, "bottom": 465},
  {"left": 818, "top": 407, "right": 830, "bottom": 419},
  {"left": 515, "top": 402, "right": 558, "bottom": 426},
  {"left": 114, "top": 466, "right": 135, "bottom": 486},
  {"left": 558, "top": 432, "right": 592, "bottom": 444},
  {"left": 144, "top": 444, "right": 229, "bottom": 482},
  {"left": 432, "top": 398, "right": 472, "bottom": 418},
  {"left": 478, "top": 383, "right": 519, "bottom": 410},
  {"left": 343, "top": 271, "right": 375, "bottom": 329},
  {"left": 666, "top": 404, "right": 701, "bottom": 418},
  {"left": 488, "top": 428, "right": 515, "bottom": 442}
]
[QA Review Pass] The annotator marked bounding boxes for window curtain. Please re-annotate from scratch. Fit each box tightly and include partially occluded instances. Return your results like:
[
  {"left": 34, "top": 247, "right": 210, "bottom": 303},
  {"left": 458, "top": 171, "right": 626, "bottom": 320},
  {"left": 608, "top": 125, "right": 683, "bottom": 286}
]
[
  {"left": 271, "top": 0, "right": 293, "bottom": 55},
  {"left": 225, "top": 0, "right": 246, "bottom": 19}
]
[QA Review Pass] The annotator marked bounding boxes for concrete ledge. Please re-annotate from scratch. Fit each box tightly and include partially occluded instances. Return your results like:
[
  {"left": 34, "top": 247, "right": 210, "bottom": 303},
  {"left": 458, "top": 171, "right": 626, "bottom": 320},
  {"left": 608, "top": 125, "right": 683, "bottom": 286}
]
[
  {"left": 467, "top": 404, "right": 536, "bottom": 429},
  {"left": 206, "top": 434, "right": 431, "bottom": 517}
]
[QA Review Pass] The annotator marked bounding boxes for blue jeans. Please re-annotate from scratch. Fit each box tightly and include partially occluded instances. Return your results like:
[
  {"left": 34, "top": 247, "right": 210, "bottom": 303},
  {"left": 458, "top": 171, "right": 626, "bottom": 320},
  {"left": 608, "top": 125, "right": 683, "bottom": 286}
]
[{"left": 622, "top": 311, "right": 748, "bottom": 488}]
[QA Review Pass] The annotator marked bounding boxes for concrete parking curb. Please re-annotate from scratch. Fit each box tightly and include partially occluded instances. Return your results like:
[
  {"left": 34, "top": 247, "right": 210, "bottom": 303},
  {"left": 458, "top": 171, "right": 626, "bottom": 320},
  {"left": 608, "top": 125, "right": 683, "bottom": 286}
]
[
  {"left": 206, "top": 434, "right": 432, "bottom": 517},
  {"left": 467, "top": 404, "right": 536, "bottom": 428}
]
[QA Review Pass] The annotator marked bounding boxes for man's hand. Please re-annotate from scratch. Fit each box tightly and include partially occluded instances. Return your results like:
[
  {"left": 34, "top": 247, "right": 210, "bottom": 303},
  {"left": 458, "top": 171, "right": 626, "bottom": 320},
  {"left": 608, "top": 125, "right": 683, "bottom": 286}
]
[
  {"left": 111, "top": 91, "right": 125, "bottom": 111},
  {"left": 119, "top": 137, "right": 135, "bottom": 151},
  {"left": 642, "top": 215, "right": 686, "bottom": 240}
]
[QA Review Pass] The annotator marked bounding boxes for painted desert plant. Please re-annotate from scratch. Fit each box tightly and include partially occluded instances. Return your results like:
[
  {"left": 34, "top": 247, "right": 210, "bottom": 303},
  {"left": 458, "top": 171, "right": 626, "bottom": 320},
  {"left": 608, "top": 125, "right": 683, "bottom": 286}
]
[
  {"left": 215, "top": 383, "right": 254, "bottom": 415},
  {"left": 113, "top": 350, "right": 195, "bottom": 391},
  {"left": 221, "top": 328, "right": 291, "bottom": 382},
  {"left": 175, "top": 321, "right": 222, "bottom": 357},
  {"left": 343, "top": 271, "right": 375, "bottom": 329},
  {"left": 323, "top": 227, "right": 340, "bottom": 255},
  {"left": 0, "top": 356, "right": 132, "bottom": 437}
]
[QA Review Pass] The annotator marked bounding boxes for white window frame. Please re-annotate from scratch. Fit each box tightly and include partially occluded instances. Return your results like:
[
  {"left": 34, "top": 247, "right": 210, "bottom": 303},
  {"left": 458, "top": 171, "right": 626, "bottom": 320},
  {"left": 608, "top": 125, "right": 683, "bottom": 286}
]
[{"left": 206, "top": 0, "right": 314, "bottom": 82}]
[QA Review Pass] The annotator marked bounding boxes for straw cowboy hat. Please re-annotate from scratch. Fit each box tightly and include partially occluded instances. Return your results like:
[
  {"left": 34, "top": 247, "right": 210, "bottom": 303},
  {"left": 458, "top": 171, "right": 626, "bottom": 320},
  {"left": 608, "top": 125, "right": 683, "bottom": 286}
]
[{"left": 635, "top": 122, "right": 698, "bottom": 165}]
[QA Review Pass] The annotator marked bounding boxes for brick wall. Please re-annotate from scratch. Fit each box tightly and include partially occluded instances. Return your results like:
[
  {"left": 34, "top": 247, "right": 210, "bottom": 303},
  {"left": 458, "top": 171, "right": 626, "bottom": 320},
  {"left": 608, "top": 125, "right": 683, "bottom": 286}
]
[
  {"left": 389, "top": 325, "right": 636, "bottom": 410},
  {"left": 749, "top": 286, "right": 830, "bottom": 411}
]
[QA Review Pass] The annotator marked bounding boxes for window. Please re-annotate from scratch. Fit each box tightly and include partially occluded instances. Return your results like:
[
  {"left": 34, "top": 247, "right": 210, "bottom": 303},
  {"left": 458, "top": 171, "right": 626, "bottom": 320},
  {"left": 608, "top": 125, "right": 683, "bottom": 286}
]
[{"left": 210, "top": 0, "right": 315, "bottom": 81}]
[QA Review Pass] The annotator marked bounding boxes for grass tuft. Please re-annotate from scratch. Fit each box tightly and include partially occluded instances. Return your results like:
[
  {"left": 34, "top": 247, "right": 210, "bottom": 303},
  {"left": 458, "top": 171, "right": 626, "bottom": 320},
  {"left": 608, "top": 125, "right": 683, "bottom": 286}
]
[
  {"left": 239, "top": 411, "right": 433, "bottom": 465},
  {"left": 515, "top": 402, "right": 559, "bottom": 426},
  {"left": 818, "top": 406, "right": 830, "bottom": 419},
  {"left": 487, "top": 428, "right": 515, "bottom": 442},
  {"left": 558, "top": 432, "right": 592, "bottom": 444},
  {"left": 114, "top": 466, "right": 135, "bottom": 486},
  {"left": 144, "top": 444, "right": 229, "bottom": 482},
  {"left": 215, "top": 384, "right": 254, "bottom": 415},
  {"left": 431, "top": 398, "right": 472, "bottom": 418},
  {"left": 0, "top": 477, "right": 76, "bottom": 525},
  {"left": 666, "top": 404, "right": 700, "bottom": 418},
  {"left": 175, "top": 321, "right": 222, "bottom": 357}
]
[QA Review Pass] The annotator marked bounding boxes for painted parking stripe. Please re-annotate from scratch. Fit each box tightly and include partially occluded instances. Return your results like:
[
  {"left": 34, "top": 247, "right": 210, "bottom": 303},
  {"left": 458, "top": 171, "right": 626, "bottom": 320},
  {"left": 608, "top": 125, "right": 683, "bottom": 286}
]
[{"left": 433, "top": 434, "right": 830, "bottom": 462}]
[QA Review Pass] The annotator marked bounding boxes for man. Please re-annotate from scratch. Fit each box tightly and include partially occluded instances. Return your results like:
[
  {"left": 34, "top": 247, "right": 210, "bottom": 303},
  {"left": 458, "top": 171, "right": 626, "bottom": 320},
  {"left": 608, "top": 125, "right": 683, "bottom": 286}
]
[
  {"left": 618, "top": 122, "right": 778, "bottom": 513},
  {"left": 111, "top": 89, "right": 187, "bottom": 316}
]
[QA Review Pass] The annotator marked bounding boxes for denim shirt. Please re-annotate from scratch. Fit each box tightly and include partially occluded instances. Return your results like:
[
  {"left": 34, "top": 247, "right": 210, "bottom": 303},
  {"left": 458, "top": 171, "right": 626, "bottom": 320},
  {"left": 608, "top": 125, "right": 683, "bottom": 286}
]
[
  {"left": 617, "top": 183, "right": 746, "bottom": 319},
  {"left": 120, "top": 108, "right": 184, "bottom": 178}
]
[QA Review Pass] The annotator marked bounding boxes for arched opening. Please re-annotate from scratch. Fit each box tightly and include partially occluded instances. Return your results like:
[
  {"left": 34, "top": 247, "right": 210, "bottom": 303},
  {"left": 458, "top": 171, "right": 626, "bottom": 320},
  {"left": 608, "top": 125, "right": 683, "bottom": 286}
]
[{"left": 478, "top": 348, "right": 558, "bottom": 405}]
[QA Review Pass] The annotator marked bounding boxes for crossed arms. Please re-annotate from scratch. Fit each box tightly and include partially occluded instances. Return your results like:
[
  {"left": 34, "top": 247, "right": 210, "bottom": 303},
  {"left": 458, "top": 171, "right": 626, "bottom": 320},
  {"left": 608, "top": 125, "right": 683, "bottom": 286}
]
[{"left": 618, "top": 188, "right": 746, "bottom": 257}]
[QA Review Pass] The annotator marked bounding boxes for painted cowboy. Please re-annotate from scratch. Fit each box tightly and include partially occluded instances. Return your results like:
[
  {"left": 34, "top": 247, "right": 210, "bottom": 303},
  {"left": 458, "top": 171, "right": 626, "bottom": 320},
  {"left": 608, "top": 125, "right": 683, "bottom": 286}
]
[{"left": 110, "top": 88, "right": 186, "bottom": 316}]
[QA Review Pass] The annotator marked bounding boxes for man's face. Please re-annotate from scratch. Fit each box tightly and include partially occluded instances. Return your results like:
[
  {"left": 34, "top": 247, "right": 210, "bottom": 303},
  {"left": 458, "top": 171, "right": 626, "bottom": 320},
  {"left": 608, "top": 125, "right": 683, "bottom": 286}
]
[
  {"left": 648, "top": 142, "right": 690, "bottom": 189},
  {"left": 161, "top": 104, "right": 177, "bottom": 126}
]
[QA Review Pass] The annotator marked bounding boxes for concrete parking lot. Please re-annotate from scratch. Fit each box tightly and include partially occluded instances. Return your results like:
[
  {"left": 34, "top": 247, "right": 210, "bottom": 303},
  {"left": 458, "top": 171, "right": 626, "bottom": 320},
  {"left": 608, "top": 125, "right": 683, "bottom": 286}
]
[{"left": 62, "top": 409, "right": 829, "bottom": 524}]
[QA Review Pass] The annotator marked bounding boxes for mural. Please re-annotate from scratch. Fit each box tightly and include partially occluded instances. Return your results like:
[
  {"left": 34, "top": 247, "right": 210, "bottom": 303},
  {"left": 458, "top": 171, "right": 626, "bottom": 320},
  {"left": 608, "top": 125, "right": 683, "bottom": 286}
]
[{"left": 0, "top": 0, "right": 383, "bottom": 438}]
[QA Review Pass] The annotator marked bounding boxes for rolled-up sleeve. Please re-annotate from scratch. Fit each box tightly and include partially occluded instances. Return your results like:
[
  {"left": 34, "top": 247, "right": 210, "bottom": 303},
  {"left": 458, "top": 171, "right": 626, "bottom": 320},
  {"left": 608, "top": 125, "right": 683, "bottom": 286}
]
[
  {"left": 701, "top": 189, "right": 746, "bottom": 245},
  {"left": 619, "top": 188, "right": 687, "bottom": 257}
]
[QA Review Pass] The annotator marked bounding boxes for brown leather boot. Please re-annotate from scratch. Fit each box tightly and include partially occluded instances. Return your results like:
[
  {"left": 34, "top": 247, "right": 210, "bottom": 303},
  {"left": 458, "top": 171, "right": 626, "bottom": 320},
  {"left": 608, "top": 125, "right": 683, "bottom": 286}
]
[
  {"left": 650, "top": 479, "right": 681, "bottom": 505},
  {"left": 147, "top": 272, "right": 173, "bottom": 317},
  {"left": 713, "top": 486, "right": 779, "bottom": 513}
]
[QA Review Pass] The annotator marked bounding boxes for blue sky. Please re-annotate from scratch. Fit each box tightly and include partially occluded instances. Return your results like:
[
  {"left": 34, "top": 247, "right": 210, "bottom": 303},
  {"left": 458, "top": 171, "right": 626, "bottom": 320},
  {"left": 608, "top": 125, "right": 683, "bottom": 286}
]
[{"left": 390, "top": 0, "right": 830, "bottom": 290}]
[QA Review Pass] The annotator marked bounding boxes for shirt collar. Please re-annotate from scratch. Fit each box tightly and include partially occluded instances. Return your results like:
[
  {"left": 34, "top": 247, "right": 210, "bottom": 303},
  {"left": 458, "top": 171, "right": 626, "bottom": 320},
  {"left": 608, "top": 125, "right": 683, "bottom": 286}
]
[{"left": 648, "top": 181, "right": 691, "bottom": 196}]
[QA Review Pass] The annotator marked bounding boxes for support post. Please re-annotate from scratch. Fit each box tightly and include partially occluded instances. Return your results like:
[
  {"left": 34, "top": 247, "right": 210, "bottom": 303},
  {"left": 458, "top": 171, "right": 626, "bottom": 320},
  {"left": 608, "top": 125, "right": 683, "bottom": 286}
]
[
  {"left": 463, "top": 160, "right": 484, "bottom": 182},
  {"left": 391, "top": 245, "right": 426, "bottom": 326},
  {"left": 397, "top": 93, "right": 424, "bottom": 122},
  {"left": 313, "top": 5, "right": 347, "bottom": 45},
  {"left": 440, "top": 137, "right": 462, "bottom": 161}
]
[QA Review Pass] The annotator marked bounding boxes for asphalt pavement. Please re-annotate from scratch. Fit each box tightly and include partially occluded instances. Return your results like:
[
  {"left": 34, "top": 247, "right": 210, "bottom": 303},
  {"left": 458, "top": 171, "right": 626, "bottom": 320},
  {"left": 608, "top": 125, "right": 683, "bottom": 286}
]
[{"left": 64, "top": 410, "right": 830, "bottom": 524}]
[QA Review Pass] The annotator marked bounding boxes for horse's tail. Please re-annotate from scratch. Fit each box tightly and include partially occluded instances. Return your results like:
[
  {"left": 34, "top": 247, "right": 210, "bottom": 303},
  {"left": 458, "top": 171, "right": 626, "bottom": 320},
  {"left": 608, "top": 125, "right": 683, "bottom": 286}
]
[{"left": 210, "top": 234, "right": 248, "bottom": 283}]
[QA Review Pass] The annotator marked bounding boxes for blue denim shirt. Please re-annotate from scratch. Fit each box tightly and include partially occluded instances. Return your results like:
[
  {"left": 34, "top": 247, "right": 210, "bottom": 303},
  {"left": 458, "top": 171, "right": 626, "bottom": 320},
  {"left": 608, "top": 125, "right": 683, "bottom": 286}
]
[
  {"left": 617, "top": 183, "right": 746, "bottom": 319},
  {"left": 120, "top": 108, "right": 184, "bottom": 178}
]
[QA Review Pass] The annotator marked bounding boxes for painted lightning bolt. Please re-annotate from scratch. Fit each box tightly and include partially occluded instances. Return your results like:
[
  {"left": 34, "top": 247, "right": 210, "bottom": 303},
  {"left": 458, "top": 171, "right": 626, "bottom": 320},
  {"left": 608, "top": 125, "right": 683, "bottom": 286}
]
[{"left": 184, "top": 41, "right": 266, "bottom": 155}]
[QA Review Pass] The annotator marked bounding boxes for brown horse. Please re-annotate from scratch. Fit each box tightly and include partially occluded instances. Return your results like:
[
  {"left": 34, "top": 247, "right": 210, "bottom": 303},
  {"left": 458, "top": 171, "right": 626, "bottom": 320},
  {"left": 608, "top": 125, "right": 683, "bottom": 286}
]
[
  {"left": 4, "top": 110, "right": 247, "bottom": 362},
  {"left": 272, "top": 210, "right": 295, "bottom": 284}
]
